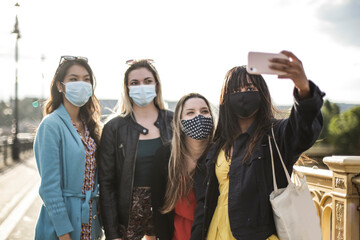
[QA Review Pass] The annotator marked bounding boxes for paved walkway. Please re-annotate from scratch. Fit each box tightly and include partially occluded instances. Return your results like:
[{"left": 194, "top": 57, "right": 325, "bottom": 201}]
[
  {"left": 0, "top": 156, "right": 41, "bottom": 239},
  {"left": 0, "top": 156, "right": 107, "bottom": 240}
]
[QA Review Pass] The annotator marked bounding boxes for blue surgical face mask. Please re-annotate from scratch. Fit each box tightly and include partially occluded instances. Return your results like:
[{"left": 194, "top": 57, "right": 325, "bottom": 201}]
[
  {"left": 62, "top": 81, "right": 93, "bottom": 107},
  {"left": 129, "top": 85, "right": 157, "bottom": 107}
]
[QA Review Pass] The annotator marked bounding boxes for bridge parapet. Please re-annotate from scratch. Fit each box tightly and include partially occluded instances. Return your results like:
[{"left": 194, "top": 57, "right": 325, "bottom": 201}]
[{"left": 295, "top": 156, "right": 360, "bottom": 240}]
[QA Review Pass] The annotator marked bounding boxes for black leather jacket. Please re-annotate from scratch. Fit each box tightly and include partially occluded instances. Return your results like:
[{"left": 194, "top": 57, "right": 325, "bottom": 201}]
[{"left": 99, "top": 110, "right": 173, "bottom": 239}]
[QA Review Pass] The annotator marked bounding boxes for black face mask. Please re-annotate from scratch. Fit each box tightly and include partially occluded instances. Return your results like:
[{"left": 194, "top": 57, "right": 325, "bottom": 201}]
[{"left": 229, "top": 91, "right": 261, "bottom": 118}]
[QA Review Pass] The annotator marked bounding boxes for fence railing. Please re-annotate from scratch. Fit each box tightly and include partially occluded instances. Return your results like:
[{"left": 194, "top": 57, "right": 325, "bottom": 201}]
[
  {"left": 0, "top": 135, "right": 34, "bottom": 169},
  {"left": 295, "top": 156, "right": 360, "bottom": 240}
]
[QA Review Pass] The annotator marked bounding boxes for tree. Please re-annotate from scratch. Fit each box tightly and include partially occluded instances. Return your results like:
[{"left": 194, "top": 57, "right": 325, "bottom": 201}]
[
  {"left": 328, "top": 106, "right": 360, "bottom": 155},
  {"left": 318, "top": 100, "right": 340, "bottom": 144}
]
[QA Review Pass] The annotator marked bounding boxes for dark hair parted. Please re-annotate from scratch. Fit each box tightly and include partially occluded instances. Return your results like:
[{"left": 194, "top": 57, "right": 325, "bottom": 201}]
[
  {"left": 214, "top": 66, "right": 276, "bottom": 163},
  {"left": 44, "top": 59, "right": 102, "bottom": 144}
]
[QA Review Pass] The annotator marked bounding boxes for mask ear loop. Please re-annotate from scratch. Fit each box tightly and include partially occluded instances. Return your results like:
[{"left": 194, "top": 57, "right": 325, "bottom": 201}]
[
  {"left": 56, "top": 82, "right": 65, "bottom": 93},
  {"left": 59, "top": 82, "right": 66, "bottom": 93}
]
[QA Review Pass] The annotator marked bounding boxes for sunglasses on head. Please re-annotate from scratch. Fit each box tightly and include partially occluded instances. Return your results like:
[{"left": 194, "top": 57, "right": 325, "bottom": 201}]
[
  {"left": 59, "top": 55, "right": 88, "bottom": 65},
  {"left": 125, "top": 59, "right": 154, "bottom": 65}
]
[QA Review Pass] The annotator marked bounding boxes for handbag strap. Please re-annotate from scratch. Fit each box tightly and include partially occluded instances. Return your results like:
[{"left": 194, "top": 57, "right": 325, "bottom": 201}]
[{"left": 268, "top": 125, "right": 292, "bottom": 191}]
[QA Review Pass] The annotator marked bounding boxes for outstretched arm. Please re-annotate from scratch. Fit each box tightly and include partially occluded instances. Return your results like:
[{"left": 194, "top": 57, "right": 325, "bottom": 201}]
[
  {"left": 268, "top": 50, "right": 325, "bottom": 169},
  {"left": 269, "top": 50, "right": 310, "bottom": 99}
]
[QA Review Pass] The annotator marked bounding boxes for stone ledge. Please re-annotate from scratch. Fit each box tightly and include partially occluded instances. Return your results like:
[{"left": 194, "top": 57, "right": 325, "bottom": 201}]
[{"left": 323, "top": 156, "right": 360, "bottom": 173}]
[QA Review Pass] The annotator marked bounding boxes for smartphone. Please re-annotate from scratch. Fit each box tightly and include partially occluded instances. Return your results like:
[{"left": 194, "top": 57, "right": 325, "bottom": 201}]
[{"left": 247, "top": 52, "right": 288, "bottom": 75}]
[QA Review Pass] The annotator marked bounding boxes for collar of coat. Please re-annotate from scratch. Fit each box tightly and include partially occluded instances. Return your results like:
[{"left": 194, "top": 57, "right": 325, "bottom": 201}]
[{"left": 53, "top": 103, "right": 84, "bottom": 146}]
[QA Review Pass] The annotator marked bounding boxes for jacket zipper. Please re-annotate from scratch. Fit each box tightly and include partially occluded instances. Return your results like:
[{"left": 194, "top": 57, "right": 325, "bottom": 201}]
[
  {"left": 128, "top": 131, "right": 140, "bottom": 225},
  {"left": 202, "top": 162, "right": 213, "bottom": 240}
]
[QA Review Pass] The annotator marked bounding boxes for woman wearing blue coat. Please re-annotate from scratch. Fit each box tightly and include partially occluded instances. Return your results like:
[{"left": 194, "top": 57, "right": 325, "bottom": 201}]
[{"left": 34, "top": 56, "right": 103, "bottom": 240}]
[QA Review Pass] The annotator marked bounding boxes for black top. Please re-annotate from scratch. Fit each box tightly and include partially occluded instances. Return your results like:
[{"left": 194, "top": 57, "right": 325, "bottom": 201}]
[
  {"left": 151, "top": 144, "right": 174, "bottom": 240},
  {"left": 134, "top": 137, "right": 162, "bottom": 187},
  {"left": 191, "top": 81, "right": 325, "bottom": 240}
]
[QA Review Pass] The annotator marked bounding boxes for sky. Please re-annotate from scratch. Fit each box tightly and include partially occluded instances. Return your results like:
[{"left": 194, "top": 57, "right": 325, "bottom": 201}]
[{"left": 0, "top": 0, "right": 359, "bottom": 106}]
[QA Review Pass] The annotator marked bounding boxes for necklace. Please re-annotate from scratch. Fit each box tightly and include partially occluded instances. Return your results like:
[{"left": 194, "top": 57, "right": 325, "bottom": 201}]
[{"left": 72, "top": 120, "right": 85, "bottom": 137}]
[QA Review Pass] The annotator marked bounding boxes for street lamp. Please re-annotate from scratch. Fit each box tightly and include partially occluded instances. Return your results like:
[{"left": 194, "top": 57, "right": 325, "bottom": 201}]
[
  {"left": 11, "top": 2, "right": 21, "bottom": 161},
  {"left": 41, "top": 54, "right": 46, "bottom": 99}
]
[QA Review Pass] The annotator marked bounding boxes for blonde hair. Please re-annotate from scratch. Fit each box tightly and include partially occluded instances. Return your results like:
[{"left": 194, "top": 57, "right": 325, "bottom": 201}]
[
  {"left": 117, "top": 59, "right": 166, "bottom": 117},
  {"left": 161, "top": 93, "right": 214, "bottom": 213}
]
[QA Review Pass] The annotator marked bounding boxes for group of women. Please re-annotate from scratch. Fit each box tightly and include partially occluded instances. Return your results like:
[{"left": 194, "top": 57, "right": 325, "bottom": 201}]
[{"left": 33, "top": 51, "right": 325, "bottom": 240}]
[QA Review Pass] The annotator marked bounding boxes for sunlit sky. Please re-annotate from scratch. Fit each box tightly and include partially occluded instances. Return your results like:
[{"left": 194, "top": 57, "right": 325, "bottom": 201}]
[{"left": 0, "top": 0, "right": 359, "bottom": 106}]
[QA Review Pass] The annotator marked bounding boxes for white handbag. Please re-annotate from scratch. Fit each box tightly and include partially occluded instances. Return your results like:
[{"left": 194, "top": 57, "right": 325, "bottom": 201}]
[{"left": 268, "top": 127, "right": 322, "bottom": 240}]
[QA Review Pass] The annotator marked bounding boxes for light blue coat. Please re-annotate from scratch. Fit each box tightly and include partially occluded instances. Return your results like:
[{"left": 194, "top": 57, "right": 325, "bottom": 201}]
[{"left": 34, "top": 104, "right": 102, "bottom": 240}]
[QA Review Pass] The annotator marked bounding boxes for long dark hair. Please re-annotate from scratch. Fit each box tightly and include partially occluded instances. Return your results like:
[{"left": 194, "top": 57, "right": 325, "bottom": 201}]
[
  {"left": 44, "top": 59, "right": 102, "bottom": 144},
  {"left": 214, "top": 66, "right": 276, "bottom": 163}
]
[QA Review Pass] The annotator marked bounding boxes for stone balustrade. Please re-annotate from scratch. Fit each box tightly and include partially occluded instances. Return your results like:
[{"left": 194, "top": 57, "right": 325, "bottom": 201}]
[{"left": 294, "top": 156, "right": 360, "bottom": 240}]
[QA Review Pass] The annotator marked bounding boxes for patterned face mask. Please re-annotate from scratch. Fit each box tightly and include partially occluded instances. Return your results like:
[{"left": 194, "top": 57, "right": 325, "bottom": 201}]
[{"left": 181, "top": 114, "right": 214, "bottom": 140}]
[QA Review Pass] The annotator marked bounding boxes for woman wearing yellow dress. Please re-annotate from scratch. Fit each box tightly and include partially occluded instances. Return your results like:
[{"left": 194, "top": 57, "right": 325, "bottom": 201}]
[{"left": 191, "top": 51, "right": 324, "bottom": 239}]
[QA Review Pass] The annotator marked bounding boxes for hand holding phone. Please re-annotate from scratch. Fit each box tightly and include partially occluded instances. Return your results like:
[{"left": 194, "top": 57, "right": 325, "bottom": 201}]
[
  {"left": 248, "top": 50, "right": 311, "bottom": 99},
  {"left": 246, "top": 52, "right": 288, "bottom": 75}
]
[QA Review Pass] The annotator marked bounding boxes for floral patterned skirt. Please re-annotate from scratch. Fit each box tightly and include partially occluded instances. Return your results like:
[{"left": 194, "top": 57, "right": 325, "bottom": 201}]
[{"left": 124, "top": 187, "right": 155, "bottom": 240}]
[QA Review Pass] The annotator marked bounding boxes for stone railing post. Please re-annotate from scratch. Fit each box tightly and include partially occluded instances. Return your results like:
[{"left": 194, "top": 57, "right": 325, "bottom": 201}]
[{"left": 324, "top": 156, "right": 360, "bottom": 240}]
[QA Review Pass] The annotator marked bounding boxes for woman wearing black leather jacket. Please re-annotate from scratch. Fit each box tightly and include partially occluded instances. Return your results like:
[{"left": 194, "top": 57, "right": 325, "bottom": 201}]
[
  {"left": 99, "top": 60, "right": 173, "bottom": 240},
  {"left": 191, "top": 51, "right": 325, "bottom": 240}
]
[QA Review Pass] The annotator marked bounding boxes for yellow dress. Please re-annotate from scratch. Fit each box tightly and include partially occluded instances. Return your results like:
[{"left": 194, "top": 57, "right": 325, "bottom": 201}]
[{"left": 207, "top": 150, "right": 278, "bottom": 240}]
